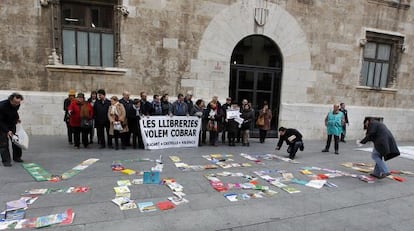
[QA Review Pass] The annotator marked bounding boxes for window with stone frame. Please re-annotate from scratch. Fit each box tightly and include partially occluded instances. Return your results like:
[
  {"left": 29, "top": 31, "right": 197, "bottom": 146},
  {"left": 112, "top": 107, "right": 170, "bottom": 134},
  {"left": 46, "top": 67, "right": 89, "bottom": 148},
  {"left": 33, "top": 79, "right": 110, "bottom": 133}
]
[
  {"left": 60, "top": 0, "right": 119, "bottom": 67},
  {"left": 360, "top": 31, "right": 404, "bottom": 89}
]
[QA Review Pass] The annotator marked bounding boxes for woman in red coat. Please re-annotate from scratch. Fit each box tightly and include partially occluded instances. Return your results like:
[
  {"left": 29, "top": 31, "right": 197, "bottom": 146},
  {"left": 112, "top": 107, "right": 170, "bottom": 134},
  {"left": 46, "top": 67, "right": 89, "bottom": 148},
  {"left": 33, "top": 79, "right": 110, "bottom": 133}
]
[{"left": 68, "top": 93, "right": 94, "bottom": 148}]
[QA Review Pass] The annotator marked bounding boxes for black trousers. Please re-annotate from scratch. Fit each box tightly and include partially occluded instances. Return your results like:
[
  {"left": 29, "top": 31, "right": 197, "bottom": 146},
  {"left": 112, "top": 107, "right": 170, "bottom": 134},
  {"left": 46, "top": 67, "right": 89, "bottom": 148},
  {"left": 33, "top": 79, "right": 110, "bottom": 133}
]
[
  {"left": 287, "top": 141, "right": 303, "bottom": 158},
  {"left": 66, "top": 121, "right": 73, "bottom": 143},
  {"left": 259, "top": 129, "right": 267, "bottom": 143},
  {"left": 325, "top": 135, "right": 339, "bottom": 151},
  {"left": 73, "top": 126, "right": 89, "bottom": 148},
  {"left": 0, "top": 132, "right": 22, "bottom": 164},
  {"left": 96, "top": 122, "right": 112, "bottom": 147}
]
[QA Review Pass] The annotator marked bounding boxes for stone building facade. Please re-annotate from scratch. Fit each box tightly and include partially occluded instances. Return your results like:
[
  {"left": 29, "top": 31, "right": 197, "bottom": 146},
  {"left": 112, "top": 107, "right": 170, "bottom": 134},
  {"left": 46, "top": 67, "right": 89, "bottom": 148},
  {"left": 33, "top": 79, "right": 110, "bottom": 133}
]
[{"left": 0, "top": 0, "right": 413, "bottom": 140}]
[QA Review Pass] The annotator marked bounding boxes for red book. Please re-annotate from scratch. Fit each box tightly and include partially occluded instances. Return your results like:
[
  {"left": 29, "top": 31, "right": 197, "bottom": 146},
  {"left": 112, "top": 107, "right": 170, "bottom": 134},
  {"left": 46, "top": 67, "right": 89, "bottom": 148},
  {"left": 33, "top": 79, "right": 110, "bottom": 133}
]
[{"left": 156, "top": 201, "right": 175, "bottom": 210}]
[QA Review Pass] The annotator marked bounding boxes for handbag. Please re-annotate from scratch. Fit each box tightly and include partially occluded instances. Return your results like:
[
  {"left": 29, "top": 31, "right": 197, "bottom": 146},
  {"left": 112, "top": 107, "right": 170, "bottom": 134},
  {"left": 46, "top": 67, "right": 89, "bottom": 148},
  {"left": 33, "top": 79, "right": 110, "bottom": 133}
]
[
  {"left": 256, "top": 115, "right": 265, "bottom": 126},
  {"left": 80, "top": 119, "right": 92, "bottom": 128},
  {"left": 113, "top": 121, "right": 123, "bottom": 131},
  {"left": 13, "top": 124, "right": 29, "bottom": 150}
]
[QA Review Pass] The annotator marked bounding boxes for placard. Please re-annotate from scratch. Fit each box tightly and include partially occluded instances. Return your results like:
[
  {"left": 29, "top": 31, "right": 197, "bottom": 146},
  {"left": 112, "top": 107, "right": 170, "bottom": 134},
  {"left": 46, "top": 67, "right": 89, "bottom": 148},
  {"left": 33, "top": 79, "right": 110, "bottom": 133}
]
[{"left": 140, "top": 116, "right": 201, "bottom": 150}]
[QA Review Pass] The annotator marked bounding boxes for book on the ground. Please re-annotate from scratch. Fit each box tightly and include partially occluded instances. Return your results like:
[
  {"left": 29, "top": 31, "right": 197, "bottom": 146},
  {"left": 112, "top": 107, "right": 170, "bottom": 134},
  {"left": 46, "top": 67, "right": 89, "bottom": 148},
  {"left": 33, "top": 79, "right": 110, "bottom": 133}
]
[
  {"left": 167, "top": 196, "right": 189, "bottom": 205},
  {"left": 169, "top": 156, "right": 181, "bottom": 163},
  {"left": 282, "top": 186, "right": 301, "bottom": 194},
  {"left": 35, "top": 212, "right": 65, "bottom": 228},
  {"left": 6, "top": 199, "right": 27, "bottom": 211},
  {"left": 166, "top": 182, "right": 184, "bottom": 192},
  {"left": 112, "top": 197, "right": 137, "bottom": 210},
  {"left": 19, "top": 196, "right": 38, "bottom": 205},
  {"left": 270, "top": 181, "right": 287, "bottom": 188},
  {"left": 224, "top": 193, "right": 239, "bottom": 202},
  {"left": 121, "top": 169, "right": 136, "bottom": 175},
  {"left": 306, "top": 180, "right": 327, "bottom": 189},
  {"left": 137, "top": 202, "right": 156, "bottom": 212},
  {"left": 156, "top": 201, "right": 175, "bottom": 210},
  {"left": 290, "top": 178, "right": 308, "bottom": 185},
  {"left": 358, "top": 175, "right": 376, "bottom": 183},
  {"left": 113, "top": 186, "right": 131, "bottom": 197},
  {"left": 143, "top": 171, "right": 160, "bottom": 184},
  {"left": 66, "top": 186, "right": 89, "bottom": 193},
  {"left": 23, "top": 188, "right": 48, "bottom": 195},
  {"left": 131, "top": 179, "right": 143, "bottom": 184},
  {"left": 117, "top": 179, "right": 132, "bottom": 186}
]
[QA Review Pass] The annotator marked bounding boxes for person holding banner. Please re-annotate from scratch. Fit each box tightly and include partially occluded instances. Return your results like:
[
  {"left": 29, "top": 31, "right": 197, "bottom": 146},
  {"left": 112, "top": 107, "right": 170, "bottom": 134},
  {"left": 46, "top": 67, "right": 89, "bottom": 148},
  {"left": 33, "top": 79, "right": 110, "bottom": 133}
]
[
  {"left": 172, "top": 93, "right": 189, "bottom": 116},
  {"left": 191, "top": 99, "right": 205, "bottom": 146}
]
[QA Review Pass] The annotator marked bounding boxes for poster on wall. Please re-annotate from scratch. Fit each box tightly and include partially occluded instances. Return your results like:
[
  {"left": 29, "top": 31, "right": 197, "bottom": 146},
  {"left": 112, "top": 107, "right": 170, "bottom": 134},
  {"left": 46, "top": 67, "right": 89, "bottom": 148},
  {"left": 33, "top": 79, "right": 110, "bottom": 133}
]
[{"left": 139, "top": 116, "right": 201, "bottom": 150}]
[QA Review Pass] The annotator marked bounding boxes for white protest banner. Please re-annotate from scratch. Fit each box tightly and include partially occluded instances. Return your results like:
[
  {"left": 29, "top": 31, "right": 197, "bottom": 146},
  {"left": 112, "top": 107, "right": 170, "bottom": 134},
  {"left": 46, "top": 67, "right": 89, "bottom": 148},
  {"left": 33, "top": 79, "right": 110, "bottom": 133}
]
[{"left": 140, "top": 116, "right": 201, "bottom": 150}]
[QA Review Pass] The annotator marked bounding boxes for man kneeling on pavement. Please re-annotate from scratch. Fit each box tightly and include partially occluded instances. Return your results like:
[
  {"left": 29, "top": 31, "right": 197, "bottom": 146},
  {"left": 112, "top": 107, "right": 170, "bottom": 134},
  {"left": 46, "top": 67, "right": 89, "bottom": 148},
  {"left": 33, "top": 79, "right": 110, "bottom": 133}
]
[{"left": 275, "top": 127, "right": 304, "bottom": 160}]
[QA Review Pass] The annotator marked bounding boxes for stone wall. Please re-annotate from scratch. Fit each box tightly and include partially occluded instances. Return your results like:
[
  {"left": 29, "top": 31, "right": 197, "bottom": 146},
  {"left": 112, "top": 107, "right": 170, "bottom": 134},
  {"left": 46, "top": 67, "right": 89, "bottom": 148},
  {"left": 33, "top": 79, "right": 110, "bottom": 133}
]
[{"left": 1, "top": 0, "right": 414, "bottom": 139}]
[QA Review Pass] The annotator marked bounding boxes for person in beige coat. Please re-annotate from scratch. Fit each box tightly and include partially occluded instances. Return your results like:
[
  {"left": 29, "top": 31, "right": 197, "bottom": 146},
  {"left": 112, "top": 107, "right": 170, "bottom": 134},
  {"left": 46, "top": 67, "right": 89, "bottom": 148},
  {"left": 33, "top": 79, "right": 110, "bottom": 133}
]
[{"left": 108, "top": 96, "right": 128, "bottom": 150}]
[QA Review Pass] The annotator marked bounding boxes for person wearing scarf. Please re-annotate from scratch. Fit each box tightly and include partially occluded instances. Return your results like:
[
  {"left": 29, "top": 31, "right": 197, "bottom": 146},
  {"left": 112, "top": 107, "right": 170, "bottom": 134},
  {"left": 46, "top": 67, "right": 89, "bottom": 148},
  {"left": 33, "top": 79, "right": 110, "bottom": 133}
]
[{"left": 68, "top": 93, "right": 93, "bottom": 148}]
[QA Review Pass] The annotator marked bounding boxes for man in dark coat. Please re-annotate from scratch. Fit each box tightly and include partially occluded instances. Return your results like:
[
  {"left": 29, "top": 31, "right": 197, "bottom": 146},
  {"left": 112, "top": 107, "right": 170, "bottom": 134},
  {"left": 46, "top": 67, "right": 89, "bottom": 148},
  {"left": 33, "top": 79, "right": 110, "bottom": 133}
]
[
  {"left": 119, "top": 91, "right": 134, "bottom": 147},
  {"left": 359, "top": 118, "right": 400, "bottom": 179},
  {"left": 276, "top": 127, "right": 304, "bottom": 160},
  {"left": 94, "top": 89, "right": 112, "bottom": 149},
  {"left": 0, "top": 93, "right": 24, "bottom": 166}
]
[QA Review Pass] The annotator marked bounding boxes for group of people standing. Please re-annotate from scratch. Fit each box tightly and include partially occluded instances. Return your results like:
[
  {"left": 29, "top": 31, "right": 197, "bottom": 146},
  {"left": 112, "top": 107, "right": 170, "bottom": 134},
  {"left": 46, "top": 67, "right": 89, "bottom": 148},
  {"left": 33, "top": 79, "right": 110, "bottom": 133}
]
[
  {"left": 63, "top": 90, "right": 274, "bottom": 150},
  {"left": 0, "top": 91, "right": 399, "bottom": 180}
]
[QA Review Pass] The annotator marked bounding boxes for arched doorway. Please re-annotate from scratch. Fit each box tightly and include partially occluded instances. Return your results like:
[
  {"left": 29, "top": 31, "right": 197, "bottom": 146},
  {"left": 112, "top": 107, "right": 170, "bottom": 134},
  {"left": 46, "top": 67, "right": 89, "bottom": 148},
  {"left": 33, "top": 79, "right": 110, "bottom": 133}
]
[{"left": 229, "top": 35, "right": 282, "bottom": 137}]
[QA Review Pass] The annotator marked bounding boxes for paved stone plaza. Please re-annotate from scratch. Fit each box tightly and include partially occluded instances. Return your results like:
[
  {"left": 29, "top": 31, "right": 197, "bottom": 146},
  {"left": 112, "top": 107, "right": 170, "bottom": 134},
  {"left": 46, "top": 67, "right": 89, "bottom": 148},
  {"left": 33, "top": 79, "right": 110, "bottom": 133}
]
[{"left": 1, "top": 136, "right": 413, "bottom": 231}]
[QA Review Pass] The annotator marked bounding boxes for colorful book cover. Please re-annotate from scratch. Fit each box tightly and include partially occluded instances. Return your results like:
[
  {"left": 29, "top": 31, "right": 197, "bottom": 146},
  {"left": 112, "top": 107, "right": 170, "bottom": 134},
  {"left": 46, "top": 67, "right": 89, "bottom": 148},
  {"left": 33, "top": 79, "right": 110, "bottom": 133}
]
[
  {"left": 224, "top": 193, "right": 238, "bottom": 202},
  {"left": 156, "top": 201, "right": 175, "bottom": 210},
  {"left": 6, "top": 199, "right": 27, "bottom": 211},
  {"left": 22, "top": 163, "right": 52, "bottom": 182},
  {"left": 48, "top": 187, "right": 68, "bottom": 194},
  {"left": 112, "top": 197, "right": 132, "bottom": 207},
  {"left": 120, "top": 202, "right": 137, "bottom": 210},
  {"left": 305, "top": 180, "right": 327, "bottom": 189},
  {"left": 113, "top": 186, "right": 130, "bottom": 197},
  {"left": 112, "top": 198, "right": 137, "bottom": 210},
  {"left": 35, "top": 212, "right": 65, "bottom": 228},
  {"left": 358, "top": 175, "right": 376, "bottom": 183},
  {"left": 19, "top": 196, "right": 38, "bottom": 205},
  {"left": 166, "top": 182, "right": 183, "bottom": 192},
  {"left": 137, "top": 202, "right": 156, "bottom": 212},
  {"left": 111, "top": 162, "right": 125, "bottom": 171},
  {"left": 60, "top": 169, "right": 81, "bottom": 180},
  {"left": 121, "top": 169, "right": 136, "bottom": 175},
  {"left": 23, "top": 188, "right": 48, "bottom": 195},
  {"left": 262, "top": 189, "right": 278, "bottom": 197},
  {"left": 5, "top": 209, "right": 25, "bottom": 221},
  {"left": 117, "top": 179, "right": 132, "bottom": 186},
  {"left": 66, "top": 186, "right": 89, "bottom": 193},
  {"left": 282, "top": 186, "right": 301, "bottom": 194},
  {"left": 270, "top": 181, "right": 287, "bottom": 188},
  {"left": 291, "top": 178, "right": 308, "bottom": 185},
  {"left": 167, "top": 197, "right": 189, "bottom": 205},
  {"left": 300, "top": 169, "right": 313, "bottom": 175},
  {"left": 143, "top": 172, "right": 160, "bottom": 184},
  {"left": 169, "top": 156, "right": 181, "bottom": 163},
  {"left": 131, "top": 179, "right": 143, "bottom": 184}
]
